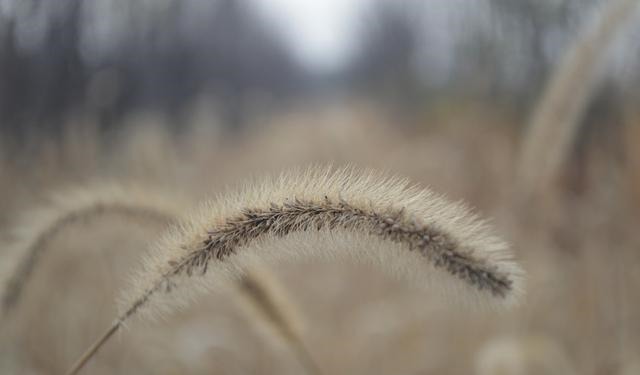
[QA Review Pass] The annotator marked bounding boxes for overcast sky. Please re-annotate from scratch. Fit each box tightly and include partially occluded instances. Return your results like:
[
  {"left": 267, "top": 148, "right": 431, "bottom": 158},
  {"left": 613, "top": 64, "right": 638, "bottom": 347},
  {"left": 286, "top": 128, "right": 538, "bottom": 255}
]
[{"left": 251, "top": 0, "right": 367, "bottom": 72}]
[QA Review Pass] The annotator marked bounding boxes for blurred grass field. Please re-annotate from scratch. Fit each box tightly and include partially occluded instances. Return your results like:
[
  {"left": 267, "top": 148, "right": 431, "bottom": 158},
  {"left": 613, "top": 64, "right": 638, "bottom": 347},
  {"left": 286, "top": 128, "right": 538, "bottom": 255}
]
[
  {"left": 2, "top": 0, "right": 640, "bottom": 373},
  {"left": 1, "top": 98, "right": 639, "bottom": 374}
]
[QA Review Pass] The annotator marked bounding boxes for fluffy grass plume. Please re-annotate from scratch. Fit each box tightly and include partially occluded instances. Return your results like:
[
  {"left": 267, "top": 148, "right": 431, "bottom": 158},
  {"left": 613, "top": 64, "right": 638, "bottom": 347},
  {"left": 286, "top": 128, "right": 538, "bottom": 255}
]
[
  {"left": 67, "top": 166, "right": 523, "bottom": 375},
  {"left": 1, "top": 183, "right": 184, "bottom": 315},
  {"left": 234, "top": 264, "right": 321, "bottom": 375},
  {"left": 518, "top": 0, "right": 639, "bottom": 195}
]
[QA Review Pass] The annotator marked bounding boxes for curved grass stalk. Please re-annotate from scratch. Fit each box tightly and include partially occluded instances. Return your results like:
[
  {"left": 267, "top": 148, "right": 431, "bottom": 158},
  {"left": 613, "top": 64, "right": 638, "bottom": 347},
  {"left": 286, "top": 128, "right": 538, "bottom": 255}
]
[
  {"left": 66, "top": 166, "right": 524, "bottom": 375},
  {"left": 1, "top": 184, "right": 183, "bottom": 314},
  {"left": 518, "top": 0, "right": 639, "bottom": 195},
  {"left": 235, "top": 265, "right": 321, "bottom": 375}
]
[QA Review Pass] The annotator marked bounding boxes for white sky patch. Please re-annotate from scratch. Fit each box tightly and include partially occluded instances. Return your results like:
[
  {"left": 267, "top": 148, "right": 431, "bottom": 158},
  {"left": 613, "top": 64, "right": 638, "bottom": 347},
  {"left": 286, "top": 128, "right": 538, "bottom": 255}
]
[{"left": 251, "top": 0, "right": 366, "bottom": 72}]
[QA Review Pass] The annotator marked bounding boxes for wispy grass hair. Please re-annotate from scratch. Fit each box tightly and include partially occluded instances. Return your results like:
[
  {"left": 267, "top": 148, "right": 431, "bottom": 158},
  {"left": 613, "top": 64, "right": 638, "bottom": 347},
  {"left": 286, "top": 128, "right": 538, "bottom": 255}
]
[{"left": 67, "top": 166, "right": 524, "bottom": 375}]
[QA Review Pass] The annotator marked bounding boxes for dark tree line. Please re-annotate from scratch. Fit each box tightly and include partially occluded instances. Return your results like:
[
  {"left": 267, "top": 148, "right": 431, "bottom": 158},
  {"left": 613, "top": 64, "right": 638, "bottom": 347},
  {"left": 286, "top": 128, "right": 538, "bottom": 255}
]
[
  {"left": 347, "top": 0, "right": 640, "bottom": 114},
  {"left": 0, "top": 0, "right": 304, "bottom": 136},
  {"left": 0, "top": 0, "right": 638, "bottom": 137}
]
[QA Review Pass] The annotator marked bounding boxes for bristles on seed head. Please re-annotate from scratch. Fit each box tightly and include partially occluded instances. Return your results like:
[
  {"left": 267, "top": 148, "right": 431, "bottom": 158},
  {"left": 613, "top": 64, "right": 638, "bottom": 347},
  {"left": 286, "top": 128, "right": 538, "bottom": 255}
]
[{"left": 119, "top": 166, "right": 524, "bottom": 321}]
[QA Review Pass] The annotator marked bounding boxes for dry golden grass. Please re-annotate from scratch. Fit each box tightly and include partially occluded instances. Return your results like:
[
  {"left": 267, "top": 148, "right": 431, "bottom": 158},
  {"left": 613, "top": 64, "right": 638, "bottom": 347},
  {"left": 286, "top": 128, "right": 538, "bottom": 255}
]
[
  {"left": 62, "top": 165, "right": 521, "bottom": 374},
  {"left": 0, "top": 202, "right": 178, "bottom": 374},
  {"left": 0, "top": 99, "right": 638, "bottom": 374},
  {"left": 1, "top": 184, "right": 185, "bottom": 315},
  {"left": 233, "top": 264, "right": 320, "bottom": 375},
  {"left": 517, "top": 0, "right": 639, "bottom": 197}
]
